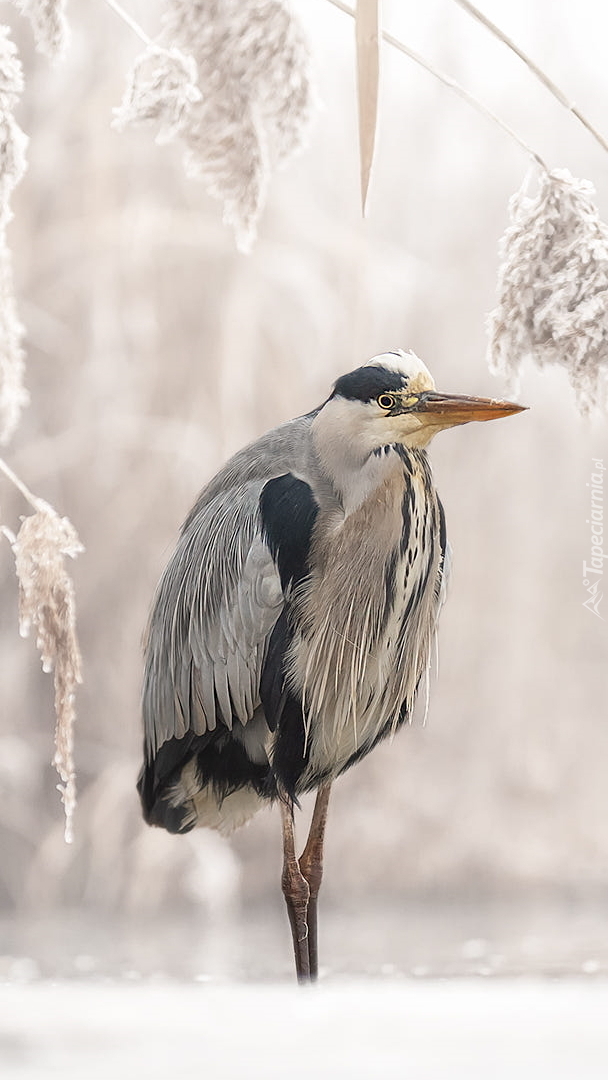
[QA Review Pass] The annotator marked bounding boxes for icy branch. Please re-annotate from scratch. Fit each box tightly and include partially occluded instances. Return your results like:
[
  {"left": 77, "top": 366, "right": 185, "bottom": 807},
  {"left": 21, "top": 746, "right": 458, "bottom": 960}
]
[
  {"left": 454, "top": 0, "right": 608, "bottom": 156},
  {"left": 104, "top": 0, "right": 153, "bottom": 47}
]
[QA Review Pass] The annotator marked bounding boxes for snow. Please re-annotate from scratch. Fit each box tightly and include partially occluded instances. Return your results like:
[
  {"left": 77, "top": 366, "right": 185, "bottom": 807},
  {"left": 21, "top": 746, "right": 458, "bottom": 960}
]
[{"left": 1, "top": 979, "right": 607, "bottom": 1080}]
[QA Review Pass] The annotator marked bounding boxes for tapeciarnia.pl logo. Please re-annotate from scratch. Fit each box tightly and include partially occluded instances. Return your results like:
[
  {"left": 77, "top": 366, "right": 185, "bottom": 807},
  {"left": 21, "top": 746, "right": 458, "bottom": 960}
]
[{"left": 582, "top": 458, "right": 605, "bottom": 619}]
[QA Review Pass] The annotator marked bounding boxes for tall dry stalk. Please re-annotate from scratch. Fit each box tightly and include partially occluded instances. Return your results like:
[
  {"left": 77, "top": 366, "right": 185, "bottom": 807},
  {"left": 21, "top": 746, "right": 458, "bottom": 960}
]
[
  {"left": 11, "top": 503, "right": 83, "bottom": 843},
  {"left": 355, "top": 0, "right": 381, "bottom": 215},
  {"left": 0, "top": 11, "right": 82, "bottom": 842},
  {"left": 0, "top": 26, "right": 28, "bottom": 445}
]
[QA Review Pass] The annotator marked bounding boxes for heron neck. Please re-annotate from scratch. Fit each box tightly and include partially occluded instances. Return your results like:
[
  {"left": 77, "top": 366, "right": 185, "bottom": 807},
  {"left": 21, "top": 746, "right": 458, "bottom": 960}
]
[{"left": 311, "top": 431, "right": 412, "bottom": 516}]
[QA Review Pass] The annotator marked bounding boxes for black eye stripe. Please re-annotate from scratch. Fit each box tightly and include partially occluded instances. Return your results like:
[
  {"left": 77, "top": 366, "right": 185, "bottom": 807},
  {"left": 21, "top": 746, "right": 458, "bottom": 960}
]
[{"left": 332, "top": 365, "right": 406, "bottom": 402}]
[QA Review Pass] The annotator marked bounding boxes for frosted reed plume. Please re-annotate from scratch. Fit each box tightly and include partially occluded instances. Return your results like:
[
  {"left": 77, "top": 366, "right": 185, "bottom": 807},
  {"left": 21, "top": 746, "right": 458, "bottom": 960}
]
[
  {"left": 114, "top": 0, "right": 314, "bottom": 251},
  {"left": 10, "top": 502, "right": 83, "bottom": 843},
  {"left": 9, "top": 0, "right": 70, "bottom": 60},
  {"left": 1, "top": 17, "right": 81, "bottom": 840},
  {"left": 0, "top": 27, "right": 28, "bottom": 445},
  {"left": 488, "top": 169, "right": 608, "bottom": 414},
  {"left": 113, "top": 46, "right": 201, "bottom": 144}
]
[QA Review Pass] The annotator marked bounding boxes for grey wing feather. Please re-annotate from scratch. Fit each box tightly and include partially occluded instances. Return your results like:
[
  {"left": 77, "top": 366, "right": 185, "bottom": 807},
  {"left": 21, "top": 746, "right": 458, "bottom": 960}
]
[
  {"left": 141, "top": 412, "right": 318, "bottom": 758},
  {"left": 143, "top": 490, "right": 283, "bottom": 756},
  {"left": 197, "top": 649, "right": 217, "bottom": 733}
]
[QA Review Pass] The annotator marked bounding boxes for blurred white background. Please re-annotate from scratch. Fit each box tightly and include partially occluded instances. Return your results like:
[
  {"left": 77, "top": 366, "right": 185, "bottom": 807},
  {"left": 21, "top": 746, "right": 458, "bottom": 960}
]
[{"left": 0, "top": 0, "right": 606, "bottom": 983}]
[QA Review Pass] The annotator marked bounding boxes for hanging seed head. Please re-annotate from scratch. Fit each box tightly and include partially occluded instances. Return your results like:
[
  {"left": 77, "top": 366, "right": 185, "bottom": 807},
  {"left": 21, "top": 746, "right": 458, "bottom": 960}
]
[{"left": 488, "top": 169, "right": 608, "bottom": 414}]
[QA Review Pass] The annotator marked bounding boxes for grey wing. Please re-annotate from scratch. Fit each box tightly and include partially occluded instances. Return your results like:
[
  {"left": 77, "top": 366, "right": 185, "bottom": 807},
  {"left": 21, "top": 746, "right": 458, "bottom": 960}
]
[{"left": 142, "top": 481, "right": 283, "bottom": 758}]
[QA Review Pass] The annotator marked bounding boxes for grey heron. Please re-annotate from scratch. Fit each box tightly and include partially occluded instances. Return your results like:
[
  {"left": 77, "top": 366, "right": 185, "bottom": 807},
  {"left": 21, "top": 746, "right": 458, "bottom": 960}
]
[{"left": 137, "top": 349, "right": 525, "bottom": 981}]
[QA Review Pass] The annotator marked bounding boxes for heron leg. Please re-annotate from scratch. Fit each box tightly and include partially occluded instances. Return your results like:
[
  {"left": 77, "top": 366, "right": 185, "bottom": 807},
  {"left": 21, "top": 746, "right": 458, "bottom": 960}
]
[
  {"left": 298, "top": 783, "right": 331, "bottom": 981},
  {"left": 280, "top": 796, "right": 311, "bottom": 982}
]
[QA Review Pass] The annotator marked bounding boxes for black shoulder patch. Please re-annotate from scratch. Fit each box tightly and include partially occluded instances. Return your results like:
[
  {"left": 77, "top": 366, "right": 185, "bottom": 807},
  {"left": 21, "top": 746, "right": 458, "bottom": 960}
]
[
  {"left": 259, "top": 610, "right": 291, "bottom": 731},
  {"left": 332, "top": 365, "right": 406, "bottom": 403},
  {"left": 260, "top": 474, "right": 318, "bottom": 592},
  {"left": 258, "top": 476, "right": 317, "bottom": 798},
  {"left": 260, "top": 610, "right": 311, "bottom": 799}
]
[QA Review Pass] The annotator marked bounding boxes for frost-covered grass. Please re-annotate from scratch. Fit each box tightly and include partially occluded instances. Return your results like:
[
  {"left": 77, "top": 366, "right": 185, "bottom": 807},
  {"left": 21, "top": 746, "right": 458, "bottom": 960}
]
[{"left": 1, "top": 979, "right": 607, "bottom": 1080}]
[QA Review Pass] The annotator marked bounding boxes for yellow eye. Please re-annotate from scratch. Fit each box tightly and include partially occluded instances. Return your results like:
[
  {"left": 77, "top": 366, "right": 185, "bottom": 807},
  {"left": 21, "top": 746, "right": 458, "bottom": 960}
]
[{"left": 377, "top": 394, "right": 395, "bottom": 410}]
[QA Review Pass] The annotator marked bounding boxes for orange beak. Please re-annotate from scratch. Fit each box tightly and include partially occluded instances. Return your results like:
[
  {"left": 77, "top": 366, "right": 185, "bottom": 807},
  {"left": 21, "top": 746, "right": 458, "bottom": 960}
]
[{"left": 414, "top": 391, "right": 527, "bottom": 427}]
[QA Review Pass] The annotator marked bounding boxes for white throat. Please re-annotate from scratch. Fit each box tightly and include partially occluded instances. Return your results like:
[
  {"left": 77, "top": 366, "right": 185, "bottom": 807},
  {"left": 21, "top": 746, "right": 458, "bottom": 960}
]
[{"left": 311, "top": 401, "right": 403, "bottom": 514}]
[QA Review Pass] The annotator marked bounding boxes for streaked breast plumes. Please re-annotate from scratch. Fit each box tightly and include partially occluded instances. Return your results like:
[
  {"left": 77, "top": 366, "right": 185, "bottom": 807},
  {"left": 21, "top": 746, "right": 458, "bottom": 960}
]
[{"left": 286, "top": 445, "right": 445, "bottom": 788}]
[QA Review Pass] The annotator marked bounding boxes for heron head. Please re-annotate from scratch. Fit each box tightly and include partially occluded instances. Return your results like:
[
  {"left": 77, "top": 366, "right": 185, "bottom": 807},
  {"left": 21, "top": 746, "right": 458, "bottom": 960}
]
[{"left": 323, "top": 350, "right": 526, "bottom": 452}]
